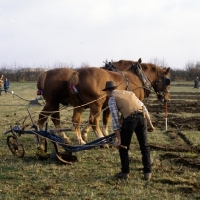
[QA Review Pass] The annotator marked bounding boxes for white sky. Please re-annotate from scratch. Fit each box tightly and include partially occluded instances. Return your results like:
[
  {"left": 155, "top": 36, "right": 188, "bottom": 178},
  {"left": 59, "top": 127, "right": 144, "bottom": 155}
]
[{"left": 0, "top": 0, "right": 199, "bottom": 69}]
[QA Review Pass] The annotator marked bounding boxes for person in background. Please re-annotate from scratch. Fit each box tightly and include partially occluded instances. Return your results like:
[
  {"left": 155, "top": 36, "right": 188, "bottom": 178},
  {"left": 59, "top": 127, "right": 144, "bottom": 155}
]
[
  {"left": 194, "top": 77, "right": 199, "bottom": 89},
  {"left": 4, "top": 78, "right": 10, "bottom": 93},
  {"left": 102, "top": 81, "right": 154, "bottom": 181},
  {"left": 0, "top": 78, "right": 3, "bottom": 96}
]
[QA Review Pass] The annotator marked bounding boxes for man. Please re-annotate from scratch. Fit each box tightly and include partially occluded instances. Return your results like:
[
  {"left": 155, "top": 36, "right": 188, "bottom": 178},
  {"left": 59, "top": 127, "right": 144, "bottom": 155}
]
[
  {"left": 0, "top": 75, "right": 3, "bottom": 96},
  {"left": 4, "top": 78, "right": 10, "bottom": 93},
  {"left": 102, "top": 81, "right": 154, "bottom": 180},
  {"left": 194, "top": 77, "right": 199, "bottom": 89}
]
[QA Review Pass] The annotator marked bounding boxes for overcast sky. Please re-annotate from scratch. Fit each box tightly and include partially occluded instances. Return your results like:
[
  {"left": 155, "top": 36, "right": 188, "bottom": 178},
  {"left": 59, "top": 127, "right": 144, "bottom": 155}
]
[{"left": 0, "top": 0, "right": 199, "bottom": 69}]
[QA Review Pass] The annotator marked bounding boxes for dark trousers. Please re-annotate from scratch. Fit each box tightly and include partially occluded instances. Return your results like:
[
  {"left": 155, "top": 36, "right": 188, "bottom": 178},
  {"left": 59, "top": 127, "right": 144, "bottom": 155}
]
[
  {"left": 4, "top": 87, "right": 8, "bottom": 93},
  {"left": 119, "top": 113, "right": 151, "bottom": 174}
]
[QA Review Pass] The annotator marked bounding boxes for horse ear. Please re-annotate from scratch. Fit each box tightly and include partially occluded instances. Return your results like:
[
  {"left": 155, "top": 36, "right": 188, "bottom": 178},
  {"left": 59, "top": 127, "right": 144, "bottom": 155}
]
[
  {"left": 165, "top": 67, "right": 170, "bottom": 74},
  {"left": 138, "top": 58, "right": 142, "bottom": 63}
]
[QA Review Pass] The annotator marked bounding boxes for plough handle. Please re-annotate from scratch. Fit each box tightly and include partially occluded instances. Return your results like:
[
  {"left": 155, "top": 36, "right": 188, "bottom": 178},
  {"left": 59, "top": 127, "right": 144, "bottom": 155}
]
[{"left": 119, "top": 145, "right": 127, "bottom": 149}]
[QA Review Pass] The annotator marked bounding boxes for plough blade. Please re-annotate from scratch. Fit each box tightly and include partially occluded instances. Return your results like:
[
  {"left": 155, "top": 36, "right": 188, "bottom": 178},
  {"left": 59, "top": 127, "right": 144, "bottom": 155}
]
[{"left": 56, "top": 152, "right": 78, "bottom": 165}]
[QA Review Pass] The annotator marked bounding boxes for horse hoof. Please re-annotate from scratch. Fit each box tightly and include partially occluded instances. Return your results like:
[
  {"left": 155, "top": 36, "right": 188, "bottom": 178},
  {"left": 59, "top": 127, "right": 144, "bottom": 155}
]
[
  {"left": 100, "top": 144, "right": 109, "bottom": 149},
  {"left": 79, "top": 140, "right": 86, "bottom": 145},
  {"left": 64, "top": 137, "right": 71, "bottom": 144},
  {"left": 81, "top": 141, "right": 86, "bottom": 145},
  {"left": 82, "top": 135, "right": 88, "bottom": 143}
]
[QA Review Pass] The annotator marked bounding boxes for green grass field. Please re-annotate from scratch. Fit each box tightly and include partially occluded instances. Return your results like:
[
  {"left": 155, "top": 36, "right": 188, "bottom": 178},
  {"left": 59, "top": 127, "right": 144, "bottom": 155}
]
[{"left": 0, "top": 82, "right": 200, "bottom": 200}]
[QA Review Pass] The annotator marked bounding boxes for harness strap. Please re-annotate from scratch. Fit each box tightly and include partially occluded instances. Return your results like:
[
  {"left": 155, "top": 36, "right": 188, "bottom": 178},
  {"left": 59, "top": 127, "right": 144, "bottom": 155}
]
[
  {"left": 132, "top": 62, "right": 152, "bottom": 97},
  {"left": 105, "top": 62, "right": 131, "bottom": 91}
]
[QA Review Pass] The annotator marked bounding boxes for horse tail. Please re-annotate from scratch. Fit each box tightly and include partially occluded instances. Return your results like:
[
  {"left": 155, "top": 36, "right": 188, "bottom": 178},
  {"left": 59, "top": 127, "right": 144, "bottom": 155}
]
[
  {"left": 68, "top": 71, "right": 79, "bottom": 94},
  {"left": 37, "top": 71, "right": 47, "bottom": 92}
]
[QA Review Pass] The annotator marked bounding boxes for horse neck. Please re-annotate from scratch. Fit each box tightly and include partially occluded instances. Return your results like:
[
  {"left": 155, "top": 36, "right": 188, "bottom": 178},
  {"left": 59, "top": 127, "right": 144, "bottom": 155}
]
[
  {"left": 144, "top": 68, "right": 162, "bottom": 85},
  {"left": 113, "top": 60, "right": 133, "bottom": 71}
]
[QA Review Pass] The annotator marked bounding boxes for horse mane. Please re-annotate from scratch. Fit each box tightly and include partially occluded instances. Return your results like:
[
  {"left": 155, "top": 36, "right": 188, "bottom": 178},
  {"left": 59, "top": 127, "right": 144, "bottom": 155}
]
[
  {"left": 140, "top": 63, "right": 167, "bottom": 76},
  {"left": 111, "top": 60, "right": 134, "bottom": 71},
  {"left": 103, "top": 59, "right": 169, "bottom": 76}
]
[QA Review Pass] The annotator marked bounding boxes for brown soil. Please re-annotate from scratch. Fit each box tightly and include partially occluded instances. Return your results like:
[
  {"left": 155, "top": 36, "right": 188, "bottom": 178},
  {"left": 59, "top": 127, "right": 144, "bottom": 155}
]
[{"left": 145, "top": 91, "right": 200, "bottom": 171}]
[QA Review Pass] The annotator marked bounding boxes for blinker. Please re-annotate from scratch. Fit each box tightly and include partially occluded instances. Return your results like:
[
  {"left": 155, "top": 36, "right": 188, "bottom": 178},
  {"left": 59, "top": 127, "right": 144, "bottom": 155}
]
[{"left": 165, "top": 78, "right": 170, "bottom": 86}]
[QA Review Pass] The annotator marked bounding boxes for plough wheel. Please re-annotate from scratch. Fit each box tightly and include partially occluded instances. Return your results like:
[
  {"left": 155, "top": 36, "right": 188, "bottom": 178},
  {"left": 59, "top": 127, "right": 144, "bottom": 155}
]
[
  {"left": 52, "top": 142, "right": 78, "bottom": 165},
  {"left": 7, "top": 136, "right": 25, "bottom": 158}
]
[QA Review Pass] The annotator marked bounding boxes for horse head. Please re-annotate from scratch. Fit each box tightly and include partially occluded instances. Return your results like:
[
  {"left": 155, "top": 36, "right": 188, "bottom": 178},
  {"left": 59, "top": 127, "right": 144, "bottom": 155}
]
[
  {"left": 103, "top": 62, "right": 119, "bottom": 72},
  {"left": 130, "top": 58, "right": 171, "bottom": 103},
  {"left": 152, "top": 67, "right": 171, "bottom": 103}
]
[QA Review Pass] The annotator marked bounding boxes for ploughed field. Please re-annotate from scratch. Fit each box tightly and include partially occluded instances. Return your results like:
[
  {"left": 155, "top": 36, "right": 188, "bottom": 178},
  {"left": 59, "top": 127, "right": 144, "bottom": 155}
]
[
  {"left": 144, "top": 84, "right": 200, "bottom": 188},
  {"left": 146, "top": 91, "right": 200, "bottom": 133},
  {"left": 0, "top": 82, "right": 200, "bottom": 199}
]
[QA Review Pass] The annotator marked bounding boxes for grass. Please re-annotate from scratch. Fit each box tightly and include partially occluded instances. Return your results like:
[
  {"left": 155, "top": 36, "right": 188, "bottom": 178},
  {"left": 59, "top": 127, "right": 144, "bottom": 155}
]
[{"left": 0, "top": 82, "right": 200, "bottom": 199}]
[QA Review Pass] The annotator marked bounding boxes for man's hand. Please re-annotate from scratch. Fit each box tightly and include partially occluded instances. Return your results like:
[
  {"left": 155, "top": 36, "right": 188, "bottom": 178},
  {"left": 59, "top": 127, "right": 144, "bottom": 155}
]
[
  {"left": 114, "top": 140, "right": 121, "bottom": 148},
  {"left": 148, "top": 125, "right": 155, "bottom": 132}
]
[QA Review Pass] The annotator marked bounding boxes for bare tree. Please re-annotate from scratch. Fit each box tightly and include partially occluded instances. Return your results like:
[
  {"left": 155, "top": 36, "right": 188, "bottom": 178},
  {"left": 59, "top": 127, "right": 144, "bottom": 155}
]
[{"left": 149, "top": 57, "right": 168, "bottom": 68}]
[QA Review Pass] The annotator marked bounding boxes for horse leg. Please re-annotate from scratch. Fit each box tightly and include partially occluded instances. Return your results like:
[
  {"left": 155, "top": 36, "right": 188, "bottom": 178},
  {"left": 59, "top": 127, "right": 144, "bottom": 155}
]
[
  {"left": 50, "top": 110, "right": 71, "bottom": 144},
  {"left": 72, "top": 107, "right": 86, "bottom": 145},
  {"left": 102, "top": 108, "right": 110, "bottom": 136},
  {"left": 37, "top": 102, "right": 70, "bottom": 150},
  {"left": 37, "top": 103, "right": 55, "bottom": 150},
  {"left": 37, "top": 103, "right": 54, "bottom": 128},
  {"left": 89, "top": 106, "right": 110, "bottom": 148},
  {"left": 89, "top": 105, "right": 104, "bottom": 139},
  {"left": 81, "top": 113, "right": 92, "bottom": 142}
]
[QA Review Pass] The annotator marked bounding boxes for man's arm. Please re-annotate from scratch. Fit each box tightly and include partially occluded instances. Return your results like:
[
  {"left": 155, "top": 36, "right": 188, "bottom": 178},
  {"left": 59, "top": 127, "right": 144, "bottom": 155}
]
[
  {"left": 134, "top": 94, "right": 155, "bottom": 132},
  {"left": 108, "top": 97, "right": 122, "bottom": 147},
  {"left": 145, "top": 112, "right": 155, "bottom": 132},
  {"left": 114, "top": 129, "right": 121, "bottom": 147}
]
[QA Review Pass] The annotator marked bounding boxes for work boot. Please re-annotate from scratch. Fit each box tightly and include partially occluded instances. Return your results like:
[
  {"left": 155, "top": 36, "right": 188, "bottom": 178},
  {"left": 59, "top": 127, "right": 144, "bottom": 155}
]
[
  {"left": 144, "top": 173, "right": 152, "bottom": 181},
  {"left": 115, "top": 172, "right": 129, "bottom": 180}
]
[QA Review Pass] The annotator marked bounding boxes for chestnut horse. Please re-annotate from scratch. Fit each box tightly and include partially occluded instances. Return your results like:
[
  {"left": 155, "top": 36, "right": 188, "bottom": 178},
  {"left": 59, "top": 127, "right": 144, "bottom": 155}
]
[
  {"left": 36, "top": 63, "right": 139, "bottom": 132},
  {"left": 68, "top": 58, "right": 170, "bottom": 144},
  {"left": 36, "top": 68, "right": 75, "bottom": 146}
]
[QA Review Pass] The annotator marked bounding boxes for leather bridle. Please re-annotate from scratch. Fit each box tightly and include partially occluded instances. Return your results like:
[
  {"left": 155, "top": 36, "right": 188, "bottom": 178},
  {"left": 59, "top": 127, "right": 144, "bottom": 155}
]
[{"left": 152, "top": 76, "right": 171, "bottom": 98}]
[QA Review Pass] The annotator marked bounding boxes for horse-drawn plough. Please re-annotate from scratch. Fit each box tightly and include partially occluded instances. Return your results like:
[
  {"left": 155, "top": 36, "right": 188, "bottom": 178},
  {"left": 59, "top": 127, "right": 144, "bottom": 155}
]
[
  {"left": 3, "top": 58, "right": 170, "bottom": 165},
  {"left": 4, "top": 109, "right": 122, "bottom": 164}
]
